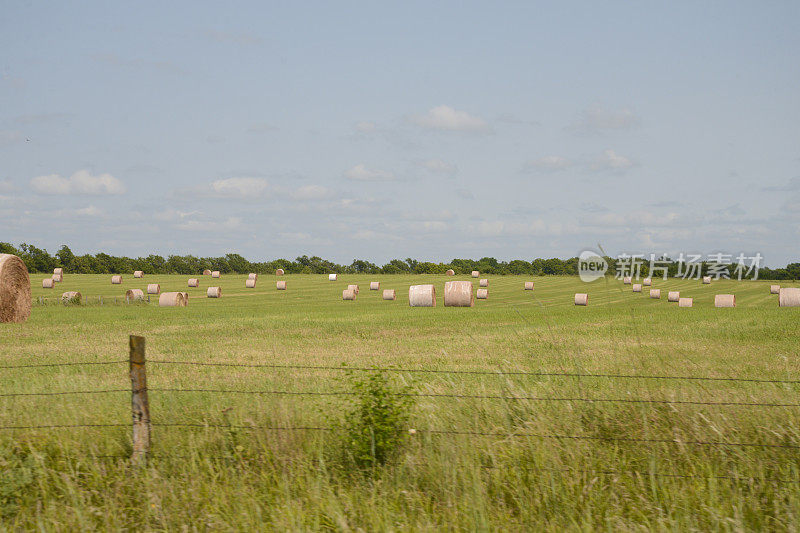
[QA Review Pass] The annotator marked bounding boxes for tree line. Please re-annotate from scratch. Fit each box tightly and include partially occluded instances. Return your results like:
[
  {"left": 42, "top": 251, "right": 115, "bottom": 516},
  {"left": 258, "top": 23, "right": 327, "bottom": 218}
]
[{"left": 2, "top": 242, "right": 798, "bottom": 280}]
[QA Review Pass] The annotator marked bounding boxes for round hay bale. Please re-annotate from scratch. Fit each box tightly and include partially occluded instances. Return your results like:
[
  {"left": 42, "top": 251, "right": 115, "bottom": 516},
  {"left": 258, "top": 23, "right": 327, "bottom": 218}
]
[
  {"left": 61, "top": 291, "right": 81, "bottom": 304},
  {"left": 643, "top": 278, "right": 652, "bottom": 286},
  {"left": 342, "top": 289, "right": 356, "bottom": 300},
  {"left": 347, "top": 284, "right": 359, "bottom": 294},
  {"left": 159, "top": 292, "right": 186, "bottom": 307},
  {"left": 188, "top": 278, "right": 199, "bottom": 287},
  {"left": 702, "top": 276, "right": 711, "bottom": 284},
  {"left": 277, "top": 281, "right": 287, "bottom": 290},
  {"left": 276, "top": 269, "right": 284, "bottom": 276},
  {"left": 51, "top": 274, "right": 62, "bottom": 283},
  {"left": 42, "top": 278, "right": 54, "bottom": 288},
  {"left": 382, "top": 289, "right": 396, "bottom": 300},
  {"left": 203, "top": 269, "right": 212, "bottom": 276},
  {"left": 667, "top": 291, "right": 680, "bottom": 302},
  {"left": 126, "top": 289, "right": 144, "bottom": 301},
  {"left": 409, "top": 284, "right": 436, "bottom": 307},
  {"left": 632, "top": 284, "right": 642, "bottom": 293},
  {"left": 207, "top": 287, "right": 222, "bottom": 298},
  {"left": 779, "top": 288, "right": 800, "bottom": 307},
  {"left": 446, "top": 269, "right": 455, "bottom": 276},
  {"left": 181, "top": 292, "right": 189, "bottom": 302},
  {"left": 133, "top": 271, "right": 143, "bottom": 278},
  {"left": 146, "top": 284, "right": 160, "bottom": 295},
  {"left": 444, "top": 281, "right": 474, "bottom": 307},
  {"left": 329, "top": 274, "right": 337, "bottom": 281},
  {"left": 678, "top": 297, "right": 693, "bottom": 307},
  {"left": 476, "top": 288, "right": 488, "bottom": 300},
  {"left": 714, "top": 294, "right": 736, "bottom": 308},
  {"left": 623, "top": 276, "right": 632, "bottom": 285},
  {"left": 770, "top": 285, "right": 780, "bottom": 295},
  {"left": 245, "top": 279, "right": 256, "bottom": 288},
  {"left": 0, "top": 254, "right": 32, "bottom": 323},
  {"left": 248, "top": 273, "right": 257, "bottom": 281},
  {"left": 53, "top": 268, "right": 63, "bottom": 276},
  {"left": 370, "top": 281, "right": 380, "bottom": 290},
  {"left": 211, "top": 271, "right": 221, "bottom": 278},
  {"left": 524, "top": 281, "right": 534, "bottom": 290},
  {"left": 479, "top": 279, "right": 488, "bottom": 287},
  {"left": 111, "top": 275, "right": 122, "bottom": 284},
  {"left": 471, "top": 271, "right": 479, "bottom": 278},
  {"left": 574, "top": 293, "right": 588, "bottom": 306},
  {"left": 649, "top": 289, "right": 661, "bottom": 299}
]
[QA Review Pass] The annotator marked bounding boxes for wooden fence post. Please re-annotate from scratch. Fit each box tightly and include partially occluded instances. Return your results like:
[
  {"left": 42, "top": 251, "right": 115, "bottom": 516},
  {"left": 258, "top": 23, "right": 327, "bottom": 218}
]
[{"left": 129, "top": 335, "right": 151, "bottom": 463}]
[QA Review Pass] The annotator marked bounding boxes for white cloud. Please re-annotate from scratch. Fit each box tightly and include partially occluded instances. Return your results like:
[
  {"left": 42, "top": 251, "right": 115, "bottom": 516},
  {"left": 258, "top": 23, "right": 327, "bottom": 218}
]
[
  {"left": 411, "top": 105, "right": 489, "bottom": 132},
  {"left": 30, "top": 170, "right": 126, "bottom": 195},
  {"left": 523, "top": 155, "right": 572, "bottom": 172},
  {"left": 289, "top": 185, "right": 331, "bottom": 200},
  {"left": 571, "top": 104, "right": 640, "bottom": 133},
  {"left": 590, "top": 150, "right": 634, "bottom": 172},
  {"left": 343, "top": 164, "right": 395, "bottom": 181},
  {"left": 74, "top": 206, "right": 104, "bottom": 217},
  {"left": 209, "top": 177, "right": 270, "bottom": 198},
  {"left": 354, "top": 121, "right": 377, "bottom": 133},
  {"left": 419, "top": 159, "right": 457, "bottom": 176}
]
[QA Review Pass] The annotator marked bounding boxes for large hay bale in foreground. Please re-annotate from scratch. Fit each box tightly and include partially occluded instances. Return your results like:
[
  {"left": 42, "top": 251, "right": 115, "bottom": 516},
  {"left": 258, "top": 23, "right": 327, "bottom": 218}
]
[
  {"left": 476, "top": 288, "right": 488, "bottom": 300},
  {"left": 276, "top": 269, "right": 284, "bottom": 276},
  {"left": 702, "top": 276, "right": 711, "bottom": 284},
  {"left": 245, "top": 279, "right": 256, "bottom": 288},
  {"left": 409, "top": 285, "right": 436, "bottom": 307},
  {"left": 444, "top": 281, "right": 474, "bottom": 307},
  {"left": 679, "top": 297, "right": 693, "bottom": 307},
  {"left": 188, "top": 278, "right": 199, "bottom": 287},
  {"left": 382, "top": 289, "right": 396, "bottom": 300},
  {"left": 53, "top": 268, "right": 63, "bottom": 276},
  {"left": 159, "top": 292, "right": 187, "bottom": 307},
  {"left": 0, "top": 254, "right": 32, "bottom": 323},
  {"left": 329, "top": 274, "right": 337, "bottom": 281},
  {"left": 370, "top": 281, "right": 380, "bottom": 290},
  {"left": 714, "top": 294, "right": 736, "bottom": 308},
  {"left": 61, "top": 291, "right": 81, "bottom": 304},
  {"left": 471, "top": 271, "right": 479, "bottom": 278},
  {"left": 770, "top": 285, "right": 780, "bottom": 295},
  {"left": 111, "top": 275, "right": 122, "bottom": 284},
  {"left": 667, "top": 291, "right": 680, "bottom": 302},
  {"left": 42, "top": 278, "right": 54, "bottom": 289},
  {"left": 347, "top": 284, "right": 359, "bottom": 294},
  {"left": 632, "top": 284, "right": 642, "bottom": 293},
  {"left": 446, "top": 269, "right": 455, "bottom": 276},
  {"left": 649, "top": 289, "right": 661, "bottom": 299},
  {"left": 211, "top": 271, "right": 221, "bottom": 278},
  {"left": 207, "top": 287, "right": 222, "bottom": 298},
  {"left": 276, "top": 281, "right": 287, "bottom": 290},
  {"left": 524, "top": 281, "right": 534, "bottom": 290},
  {"left": 147, "top": 284, "right": 160, "bottom": 295},
  {"left": 126, "top": 289, "right": 144, "bottom": 301},
  {"left": 134, "top": 271, "right": 143, "bottom": 278},
  {"left": 203, "top": 269, "right": 212, "bottom": 276},
  {"left": 479, "top": 279, "right": 488, "bottom": 287},
  {"left": 342, "top": 289, "right": 356, "bottom": 300},
  {"left": 623, "top": 276, "right": 632, "bottom": 285},
  {"left": 779, "top": 288, "right": 800, "bottom": 307},
  {"left": 574, "top": 293, "right": 588, "bottom": 306},
  {"left": 643, "top": 278, "right": 652, "bottom": 287}
]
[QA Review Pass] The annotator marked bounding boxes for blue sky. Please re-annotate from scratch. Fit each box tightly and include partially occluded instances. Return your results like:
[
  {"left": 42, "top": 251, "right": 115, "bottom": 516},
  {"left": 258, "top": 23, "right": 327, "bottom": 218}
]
[{"left": 1, "top": 1, "right": 798, "bottom": 265}]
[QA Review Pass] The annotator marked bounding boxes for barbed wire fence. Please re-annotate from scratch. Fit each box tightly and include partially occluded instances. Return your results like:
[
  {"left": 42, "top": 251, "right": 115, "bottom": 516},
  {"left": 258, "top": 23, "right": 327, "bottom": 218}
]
[{"left": 2, "top": 335, "right": 799, "bottom": 483}]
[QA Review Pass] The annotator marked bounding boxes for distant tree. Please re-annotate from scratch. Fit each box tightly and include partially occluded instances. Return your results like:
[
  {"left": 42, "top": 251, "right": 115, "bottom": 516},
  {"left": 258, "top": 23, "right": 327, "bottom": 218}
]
[{"left": 56, "top": 245, "right": 76, "bottom": 272}]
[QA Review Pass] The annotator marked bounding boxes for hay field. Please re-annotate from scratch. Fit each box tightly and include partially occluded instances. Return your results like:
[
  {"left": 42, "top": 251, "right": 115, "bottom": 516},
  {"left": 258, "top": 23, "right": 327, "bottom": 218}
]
[{"left": 2, "top": 273, "right": 800, "bottom": 530}]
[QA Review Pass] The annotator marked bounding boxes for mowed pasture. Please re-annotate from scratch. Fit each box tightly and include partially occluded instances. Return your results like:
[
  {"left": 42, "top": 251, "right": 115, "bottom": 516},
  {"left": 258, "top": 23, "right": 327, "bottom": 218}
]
[{"left": 3, "top": 273, "right": 800, "bottom": 530}]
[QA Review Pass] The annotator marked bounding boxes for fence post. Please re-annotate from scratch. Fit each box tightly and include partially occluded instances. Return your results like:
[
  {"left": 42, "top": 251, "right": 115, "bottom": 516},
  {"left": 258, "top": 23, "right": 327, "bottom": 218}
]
[{"left": 129, "top": 335, "right": 150, "bottom": 463}]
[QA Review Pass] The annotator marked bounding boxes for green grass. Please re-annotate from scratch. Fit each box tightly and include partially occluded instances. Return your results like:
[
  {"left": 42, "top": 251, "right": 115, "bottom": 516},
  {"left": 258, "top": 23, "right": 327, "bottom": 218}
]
[{"left": 2, "top": 273, "right": 800, "bottom": 530}]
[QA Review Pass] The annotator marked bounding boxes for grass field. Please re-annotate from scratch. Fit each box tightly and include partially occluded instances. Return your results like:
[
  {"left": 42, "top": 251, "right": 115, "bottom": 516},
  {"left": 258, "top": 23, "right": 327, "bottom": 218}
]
[{"left": 2, "top": 273, "right": 800, "bottom": 530}]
